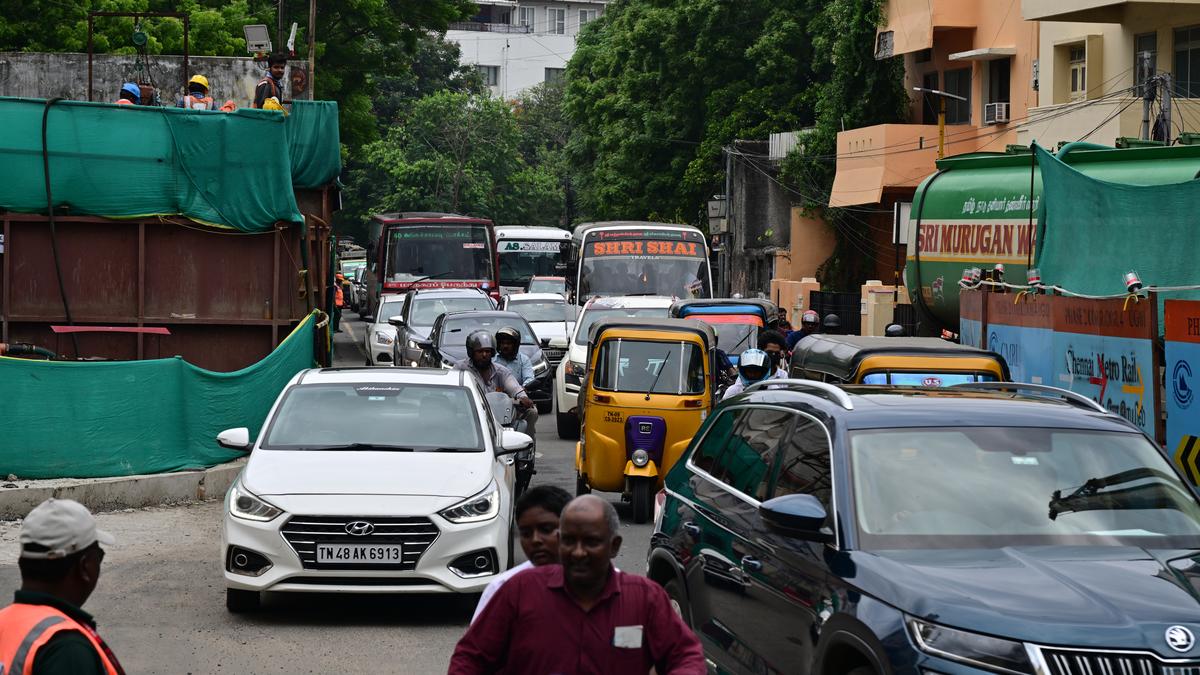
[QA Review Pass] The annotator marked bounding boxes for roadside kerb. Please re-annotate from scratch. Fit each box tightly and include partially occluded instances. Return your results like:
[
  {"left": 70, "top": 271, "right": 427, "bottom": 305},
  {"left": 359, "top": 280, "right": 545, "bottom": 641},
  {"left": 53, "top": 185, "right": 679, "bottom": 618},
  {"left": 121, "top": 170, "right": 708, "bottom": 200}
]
[{"left": 0, "top": 459, "right": 245, "bottom": 520}]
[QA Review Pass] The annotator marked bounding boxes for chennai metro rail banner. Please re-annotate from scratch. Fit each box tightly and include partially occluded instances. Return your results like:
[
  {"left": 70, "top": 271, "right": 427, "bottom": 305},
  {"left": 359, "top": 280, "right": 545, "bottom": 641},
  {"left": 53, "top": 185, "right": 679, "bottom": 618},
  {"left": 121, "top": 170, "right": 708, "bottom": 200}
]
[
  {"left": 1166, "top": 300, "right": 1200, "bottom": 466},
  {"left": 985, "top": 294, "right": 1053, "bottom": 386}
]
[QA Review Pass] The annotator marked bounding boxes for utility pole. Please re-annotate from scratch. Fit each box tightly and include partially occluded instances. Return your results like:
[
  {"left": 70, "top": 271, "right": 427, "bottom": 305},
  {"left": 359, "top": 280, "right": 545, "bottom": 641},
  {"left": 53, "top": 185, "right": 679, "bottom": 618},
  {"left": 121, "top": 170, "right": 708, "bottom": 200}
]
[
  {"left": 913, "top": 87, "right": 968, "bottom": 159},
  {"left": 1162, "top": 72, "right": 1173, "bottom": 143},
  {"left": 277, "top": 0, "right": 287, "bottom": 54},
  {"left": 307, "top": 0, "right": 316, "bottom": 99},
  {"left": 1141, "top": 51, "right": 1154, "bottom": 141}
]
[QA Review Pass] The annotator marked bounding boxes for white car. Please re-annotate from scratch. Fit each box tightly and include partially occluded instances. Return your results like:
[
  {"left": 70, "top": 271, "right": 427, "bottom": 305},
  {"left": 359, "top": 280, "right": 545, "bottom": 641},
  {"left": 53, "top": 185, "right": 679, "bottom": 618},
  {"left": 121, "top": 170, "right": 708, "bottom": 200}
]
[
  {"left": 364, "top": 295, "right": 407, "bottom": 365},
  {"left": 216, "top": 367, "right": 531, "bottom": 612},
  {"left": 499, "top": 292, "right": 576, "bottom": 345},
  {"left": 552, "top": 295, "right": 674, "bottom": 438}
]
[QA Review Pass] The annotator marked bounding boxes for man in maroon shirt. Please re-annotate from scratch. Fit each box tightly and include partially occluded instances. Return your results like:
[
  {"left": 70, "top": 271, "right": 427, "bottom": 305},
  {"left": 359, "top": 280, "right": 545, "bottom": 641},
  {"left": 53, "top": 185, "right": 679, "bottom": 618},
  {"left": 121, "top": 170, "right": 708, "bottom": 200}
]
[{"left": 448, "top": 495, "right": 705, "bottom": 675}]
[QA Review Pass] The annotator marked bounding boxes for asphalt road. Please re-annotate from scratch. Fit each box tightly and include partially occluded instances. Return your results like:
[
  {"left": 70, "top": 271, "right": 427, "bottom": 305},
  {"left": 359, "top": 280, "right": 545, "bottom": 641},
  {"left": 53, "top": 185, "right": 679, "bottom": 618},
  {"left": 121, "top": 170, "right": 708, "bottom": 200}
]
[{"left": 0, "top": 312, "right": 655, "bottom": 674}]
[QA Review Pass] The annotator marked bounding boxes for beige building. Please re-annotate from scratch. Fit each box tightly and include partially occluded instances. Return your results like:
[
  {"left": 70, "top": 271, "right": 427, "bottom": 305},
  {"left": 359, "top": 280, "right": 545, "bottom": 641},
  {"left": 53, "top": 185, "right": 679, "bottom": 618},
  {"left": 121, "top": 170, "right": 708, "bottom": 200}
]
[{"left": 1020, "top": 0, "right": 1200, "bottom": 147}]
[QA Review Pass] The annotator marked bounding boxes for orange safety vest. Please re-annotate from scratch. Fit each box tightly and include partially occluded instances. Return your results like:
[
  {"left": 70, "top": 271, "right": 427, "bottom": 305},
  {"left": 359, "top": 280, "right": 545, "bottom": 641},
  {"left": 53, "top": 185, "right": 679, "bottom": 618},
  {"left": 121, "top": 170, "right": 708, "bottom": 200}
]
[
  {"left": 334, "top": 284, "right": 344, "bottom": 308},
  {"left": 0, "top": 603, "right": 123, "bottom": 675},
  {"left": 182, "top": 95, "right": 214, "bottom": 110}
]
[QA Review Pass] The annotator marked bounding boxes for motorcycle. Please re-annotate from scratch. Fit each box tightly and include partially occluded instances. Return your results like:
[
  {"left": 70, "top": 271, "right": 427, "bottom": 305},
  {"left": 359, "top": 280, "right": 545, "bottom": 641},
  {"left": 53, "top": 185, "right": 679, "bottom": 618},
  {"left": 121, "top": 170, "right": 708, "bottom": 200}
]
[{"left": 484, "top": 388, "right": 537, "bottom": 499}]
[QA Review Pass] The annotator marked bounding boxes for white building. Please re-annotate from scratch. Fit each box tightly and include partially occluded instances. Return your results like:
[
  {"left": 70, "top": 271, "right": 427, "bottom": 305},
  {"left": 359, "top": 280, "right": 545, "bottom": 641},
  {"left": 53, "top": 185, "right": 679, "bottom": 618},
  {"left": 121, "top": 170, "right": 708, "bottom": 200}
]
[{"left": 446, "top": 0, "right": 610, "bottom": 99}]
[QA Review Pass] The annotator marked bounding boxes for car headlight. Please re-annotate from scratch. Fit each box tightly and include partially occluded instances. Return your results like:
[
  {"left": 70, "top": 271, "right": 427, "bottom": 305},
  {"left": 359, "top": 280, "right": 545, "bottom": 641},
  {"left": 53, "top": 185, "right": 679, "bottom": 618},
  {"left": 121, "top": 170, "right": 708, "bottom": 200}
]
[
  {"left": 408, "top": 339, "right": 419, "bottom": 349},
  {"left": 908, "top": 618, "right": 1034, "bottom": 674},
  {"left": 439, "top": 482, "right": 500, "bottom": 524},
  {"left": 569, "top": 361, "right": 585, "bottom": 378},
  {"left": 374, "top": 331, "right": 394, "bottom": 346},
  {"left": 229, "top": 483, "right": 283, "bottom": 522},
  {"left": 533, "top": 358, "right": 549, "bottom": 375}
]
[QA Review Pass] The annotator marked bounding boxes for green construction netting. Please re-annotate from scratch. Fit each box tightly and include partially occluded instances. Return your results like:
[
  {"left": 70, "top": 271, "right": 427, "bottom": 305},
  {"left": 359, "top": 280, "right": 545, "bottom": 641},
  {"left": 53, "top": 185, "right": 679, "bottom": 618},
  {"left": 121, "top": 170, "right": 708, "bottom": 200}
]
[
  {"left": 1035, "top": 143, "right": 1200, "bottom": 308},
  {"left": 286, "top": 100, "right": 342, "bottom": 189},
  {"left": 0, "top": 96, "right": 303, "bottom": 232},
  {"left": 0, "top": 313, "right": 317, "bottom": 479}
]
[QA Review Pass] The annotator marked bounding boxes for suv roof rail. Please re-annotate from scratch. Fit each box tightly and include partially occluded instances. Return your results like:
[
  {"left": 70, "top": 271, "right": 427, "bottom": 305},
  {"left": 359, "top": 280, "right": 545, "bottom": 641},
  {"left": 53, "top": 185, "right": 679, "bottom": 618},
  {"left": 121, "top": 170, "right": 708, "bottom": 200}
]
[
  {"left": 743, "top": 378, "right": 854, "bottom": 411},
  {"left": 947, "top": 382, "right": 1109, "bottom": 414}
]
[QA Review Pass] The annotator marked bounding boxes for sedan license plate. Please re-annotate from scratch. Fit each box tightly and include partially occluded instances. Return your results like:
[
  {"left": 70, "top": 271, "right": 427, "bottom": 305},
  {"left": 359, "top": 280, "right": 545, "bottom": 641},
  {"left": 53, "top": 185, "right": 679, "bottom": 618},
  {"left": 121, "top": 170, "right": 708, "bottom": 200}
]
[{"left": 316, "top": 544, "right": 403, "bottom": 564}]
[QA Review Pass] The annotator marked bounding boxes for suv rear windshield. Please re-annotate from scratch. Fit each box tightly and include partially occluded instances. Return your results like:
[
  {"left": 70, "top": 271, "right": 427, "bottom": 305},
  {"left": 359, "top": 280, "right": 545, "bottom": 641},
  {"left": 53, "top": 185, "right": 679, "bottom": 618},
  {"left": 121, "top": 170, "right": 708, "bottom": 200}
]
[
  {"left": 441, "top": 315, "right": 537, "bottom": 346},
  {"left": 593, "top": 339, "right": 706, "bottom": 395},
  {"left": 263, "top": 384, "right": 483, "bottom": 451},
  {"left": 575, "top": 307, "right": 668, "bottom": 345},
  {"left": 860, "top": 372, "right": 998, "bottom": 386},
  {"left": 850, "top": 427, "right": 1200, "bottom": 549},
  {"left": 411, "top": 297, "right": 493, "bottom": 325}
]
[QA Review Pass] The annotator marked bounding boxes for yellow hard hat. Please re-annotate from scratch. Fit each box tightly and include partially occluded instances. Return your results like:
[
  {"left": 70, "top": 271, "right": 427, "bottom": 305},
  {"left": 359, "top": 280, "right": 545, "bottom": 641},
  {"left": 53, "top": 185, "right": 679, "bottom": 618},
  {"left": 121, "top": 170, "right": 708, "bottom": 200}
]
[{"left": 188, "top": 74, "right": 209, "bottom": 90}]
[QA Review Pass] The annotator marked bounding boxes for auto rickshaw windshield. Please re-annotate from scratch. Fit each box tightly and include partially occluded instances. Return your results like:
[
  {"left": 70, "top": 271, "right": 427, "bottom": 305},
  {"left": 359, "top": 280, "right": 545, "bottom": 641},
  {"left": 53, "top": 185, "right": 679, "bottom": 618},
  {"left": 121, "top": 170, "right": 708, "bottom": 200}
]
[{"left": 593, "top": 339, "right": 706, "bottom": 395}]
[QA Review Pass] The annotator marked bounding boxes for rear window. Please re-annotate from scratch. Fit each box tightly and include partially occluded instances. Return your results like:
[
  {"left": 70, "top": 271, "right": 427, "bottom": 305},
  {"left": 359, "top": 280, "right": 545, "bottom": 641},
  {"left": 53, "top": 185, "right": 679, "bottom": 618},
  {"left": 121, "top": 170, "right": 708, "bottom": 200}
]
[
  {"left": 411, "top": 297, "right": 494, "bottom": 325},
  {"left": 575, "top": 306, "right": 668, "bottom": 345},
  {"left": 860, "top": 372, "right": 999, "bottom": 387},
  {"left": 593, "top": 339, "right": 706, "bottom": 395},
  {"left": 441, "top": 315, "right": 537, "bottom": 346}
]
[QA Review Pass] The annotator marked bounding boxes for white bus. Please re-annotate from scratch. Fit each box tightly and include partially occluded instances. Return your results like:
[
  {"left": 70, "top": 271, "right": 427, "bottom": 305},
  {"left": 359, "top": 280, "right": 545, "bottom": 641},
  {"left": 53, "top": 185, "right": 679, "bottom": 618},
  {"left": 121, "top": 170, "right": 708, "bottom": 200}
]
[
  {"left": 571, "top": 221, "right": 712, "bottom": 304},
  {"left": 494, "top": 226, "right": 574, "bottom": 296}
]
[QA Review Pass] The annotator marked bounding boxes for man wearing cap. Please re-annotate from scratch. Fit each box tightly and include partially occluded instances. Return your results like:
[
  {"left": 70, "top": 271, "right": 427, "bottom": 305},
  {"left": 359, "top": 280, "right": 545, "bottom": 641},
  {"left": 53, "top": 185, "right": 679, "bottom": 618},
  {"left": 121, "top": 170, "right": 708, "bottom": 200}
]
[{"left": 0, "top": 498, "right": 124, "bottom": 675}]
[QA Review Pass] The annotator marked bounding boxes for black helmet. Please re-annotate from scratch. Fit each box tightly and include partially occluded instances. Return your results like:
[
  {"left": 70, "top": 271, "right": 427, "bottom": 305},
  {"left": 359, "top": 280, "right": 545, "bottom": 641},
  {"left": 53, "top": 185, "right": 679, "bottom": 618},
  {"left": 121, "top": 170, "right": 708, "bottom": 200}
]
[
  {"left": 884, "top": 323, "right": 906, "bottom": 337},
  {"left": 495, "top": 326, "right": 521, "bottom": 344},
  {"left": 822, "top": 313, "right": 841, "bottom": 329},
  {"left": 466, "top": 330, "right": 497, "bottom": 353}
]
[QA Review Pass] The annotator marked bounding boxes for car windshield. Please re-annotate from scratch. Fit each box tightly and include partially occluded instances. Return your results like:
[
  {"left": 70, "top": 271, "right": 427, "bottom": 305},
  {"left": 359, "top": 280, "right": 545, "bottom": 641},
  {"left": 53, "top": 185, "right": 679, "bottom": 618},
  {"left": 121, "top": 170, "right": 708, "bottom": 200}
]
[
  {"left": 860, "top": 372, "right": 999, "bottom": 386},
  {"left": 575, "top": 307, "right": 668, "bottom": 345},
  {"left": 593, "top": 339, "right": 706, "bottom": 395},
  {"left": 528, "top": 278, "right": 567, "bottom": 294},
  {"left": 263, "top": 384, "right": 483, "bottom": 451},
  {"left": 375, "top": 298, "right": 407, "bottom": 325},
  {"left": 441, "top": 316, "right": 537, "bottom": 346},
  {"left": 507, "top": 299, "right": 576, "bottom": 323},
  {"left": 411, "top": 297, "right": 493, "bottom": 326},
  {"left": 850, "top": 427, "right": 1200, "bottom": 549}
]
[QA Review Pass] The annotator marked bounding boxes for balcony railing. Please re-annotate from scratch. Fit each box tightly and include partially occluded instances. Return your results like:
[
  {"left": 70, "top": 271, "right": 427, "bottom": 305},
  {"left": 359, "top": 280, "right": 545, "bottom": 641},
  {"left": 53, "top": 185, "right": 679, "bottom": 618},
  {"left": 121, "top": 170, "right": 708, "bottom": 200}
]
[{"left": 448, "top": 21, "right": 532, "bottom": 33}]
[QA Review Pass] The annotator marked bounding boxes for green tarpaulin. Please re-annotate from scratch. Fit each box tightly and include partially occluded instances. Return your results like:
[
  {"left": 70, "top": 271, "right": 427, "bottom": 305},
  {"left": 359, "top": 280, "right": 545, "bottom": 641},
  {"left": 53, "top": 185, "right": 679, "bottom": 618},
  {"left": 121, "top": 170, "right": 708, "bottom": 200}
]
[
  {"left": 286, "top": 100, "right": 342, "bottom": 189},
  {"left": 1034, "top": 143, "right": 1200, "bottom": 308},
  {"left": 0, "top": 313, "right": 317, "bottom": 479},
  {"left": 0, "top": 96, "right": 305, "bottom": 232}
]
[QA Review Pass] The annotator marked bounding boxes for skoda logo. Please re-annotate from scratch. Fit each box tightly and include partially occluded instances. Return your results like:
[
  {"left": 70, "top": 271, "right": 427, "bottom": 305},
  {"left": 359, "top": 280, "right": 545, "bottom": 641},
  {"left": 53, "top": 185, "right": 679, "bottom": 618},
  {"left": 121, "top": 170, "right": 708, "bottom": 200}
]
[
  {"left": 1166, "top": 625, "right": 1195, "bottom": 653},
  {"left": 1174, "top": 360, "right": 1194, "bottom": 409},
  {"left": 345, "top": 521, "right": 375, "bottom": 537}
]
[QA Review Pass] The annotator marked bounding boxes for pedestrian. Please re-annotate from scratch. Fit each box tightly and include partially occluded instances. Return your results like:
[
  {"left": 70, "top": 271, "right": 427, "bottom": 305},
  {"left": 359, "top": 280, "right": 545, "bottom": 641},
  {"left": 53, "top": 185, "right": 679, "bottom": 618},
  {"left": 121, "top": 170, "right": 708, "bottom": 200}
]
[
  {"left": 471, "top": 485, "right": 572, "bottom": 623},
  {"left": 332, "top": 273, "right": 345, "bottom": 333},
  {"left": 449, "top": 495, "right": 705, "bottom": 675},
  {"left": 786, "top": 310, "right": 821, "bottom": 350},
  {"left": 0, "top": 498, "right": 125, "bottom": 675},
  {"left": 756, "top": 329, "right": 790, "bottom": 379},
  {"left": 178, "top": 74, "right": 215, "bottom": 110},
  {"left": 253, "top": 52, "right": 287, "bottom": 109},
  {"left": 114, "top": 83, "right": 140, "bottom": 106}
]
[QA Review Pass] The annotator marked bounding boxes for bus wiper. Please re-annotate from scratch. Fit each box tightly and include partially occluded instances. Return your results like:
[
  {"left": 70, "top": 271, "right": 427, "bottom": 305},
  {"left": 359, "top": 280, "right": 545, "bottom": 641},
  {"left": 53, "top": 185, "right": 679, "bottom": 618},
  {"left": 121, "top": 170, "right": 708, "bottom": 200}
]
[
  {"left": 645, "top": 349, "right": 673, "bottom": 401},
  {"left": 307, "top": 443, "right": 417, "bottom": 452},
  {"left": 1048, "top": 467, "right": 1182, "bottom": 519},
  {"left": 409, "top": 270, "right": 453, "bottom": 285}
]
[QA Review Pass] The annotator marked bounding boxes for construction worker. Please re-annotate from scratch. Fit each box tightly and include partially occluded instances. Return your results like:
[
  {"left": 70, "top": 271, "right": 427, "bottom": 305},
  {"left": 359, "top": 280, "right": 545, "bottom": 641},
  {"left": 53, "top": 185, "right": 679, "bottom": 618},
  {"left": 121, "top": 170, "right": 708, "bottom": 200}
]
[
  {"left": 115, "top": 83, "right": 140, "bottom": 106},
  {"left": 178, "top": 75, "right": 215, "bottom": 110},
  {"left": 333, "top": 273, "right": 345, "bottom": 333},
  {"left": 253, "top": 52, "right": 287, "bottom": 109},
  {"left": 0, "top": 498, "right": 124, "bottom": 674}
]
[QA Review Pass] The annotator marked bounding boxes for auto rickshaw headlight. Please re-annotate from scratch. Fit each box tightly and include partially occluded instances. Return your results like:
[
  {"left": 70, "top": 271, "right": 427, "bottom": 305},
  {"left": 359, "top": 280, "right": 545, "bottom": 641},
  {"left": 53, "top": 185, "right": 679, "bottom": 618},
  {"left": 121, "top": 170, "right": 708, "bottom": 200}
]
[{"left": 632, "top": 449, "right": 650, "bottom": 467}]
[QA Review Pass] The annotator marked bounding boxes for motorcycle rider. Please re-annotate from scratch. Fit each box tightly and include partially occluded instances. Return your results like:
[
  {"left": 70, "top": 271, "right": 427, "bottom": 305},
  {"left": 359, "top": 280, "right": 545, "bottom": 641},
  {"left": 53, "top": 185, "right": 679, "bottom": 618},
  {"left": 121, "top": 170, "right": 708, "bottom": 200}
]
[
  {"left": 786, "top": 309, "right": 821, "bottom": 350},
  {"left": 455, "top": 330, "right": 537, "bottom": 435},
  {"left": 493, "top": 326, "right": 536, "bottom": 390},
  {"left": 721, "top": 348, "right": 775, "bottom": 401}
]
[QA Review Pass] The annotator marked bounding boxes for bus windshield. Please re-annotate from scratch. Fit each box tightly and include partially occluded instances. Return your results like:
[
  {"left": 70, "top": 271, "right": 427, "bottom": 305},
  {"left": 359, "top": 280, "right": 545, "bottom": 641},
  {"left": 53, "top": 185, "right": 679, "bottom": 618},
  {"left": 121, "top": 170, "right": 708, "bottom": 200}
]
[
  {"left": 386, "top": 225, "right": 494, "bottom": 283},
  {"left": 498, "top": 240, "right": 569, "bottom": 287},
  {"left": 578, "top": 231, "right": 711, "bottom": 300}
]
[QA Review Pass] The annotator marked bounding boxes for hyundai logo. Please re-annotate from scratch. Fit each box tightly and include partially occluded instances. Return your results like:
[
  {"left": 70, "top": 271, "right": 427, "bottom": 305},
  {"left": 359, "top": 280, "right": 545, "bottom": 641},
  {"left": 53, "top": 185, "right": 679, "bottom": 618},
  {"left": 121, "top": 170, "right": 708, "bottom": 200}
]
[
  {"left": 344, "top": 521, "right": 375, "bottom": 536},
  {"left": 1166, "top": 625, "right": 1195, "bottom": 653}
]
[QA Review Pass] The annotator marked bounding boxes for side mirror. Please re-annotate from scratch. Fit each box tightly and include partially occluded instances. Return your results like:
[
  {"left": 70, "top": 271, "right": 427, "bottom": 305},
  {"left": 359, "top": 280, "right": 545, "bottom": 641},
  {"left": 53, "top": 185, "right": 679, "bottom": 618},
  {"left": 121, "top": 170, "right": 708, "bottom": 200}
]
[
  {"left": 387, "top": 315, "right": 405, "bottom": 327},
  {"left": 485, "top": 391, "right": 516, "bottom": 426},
  {"left": 760, "top": 494, "right": 831, "bottom": 542},
  {"left": 416, "top": 339, "right": 433, "bottom": 350},
  {"left": 540, "top": 337, "right": 550, "bottom": 348},
  {"left": 498, "top": 429, "right": 533, "bottom": 456},
  {"left": 216, "top": 427, "right": 252, "bottom": 453}
]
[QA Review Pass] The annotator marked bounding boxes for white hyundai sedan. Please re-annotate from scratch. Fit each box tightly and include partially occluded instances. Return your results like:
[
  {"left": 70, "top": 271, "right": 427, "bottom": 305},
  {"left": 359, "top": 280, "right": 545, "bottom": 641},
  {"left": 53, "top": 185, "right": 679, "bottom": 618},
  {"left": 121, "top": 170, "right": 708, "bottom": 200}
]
[{"left": 216, "top": 367, "right": 531, "bottom": 612}]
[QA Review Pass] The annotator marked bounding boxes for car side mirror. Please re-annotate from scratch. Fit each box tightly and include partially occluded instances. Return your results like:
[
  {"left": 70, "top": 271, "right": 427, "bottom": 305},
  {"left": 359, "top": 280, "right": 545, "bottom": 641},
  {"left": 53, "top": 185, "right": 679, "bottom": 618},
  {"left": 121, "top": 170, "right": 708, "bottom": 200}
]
[
  {"left": 760, "top": 494, "right": 832, "bottom": 542},
  {"left": 416, "top": 339, "right": 433, "bottom": 350},
  {"left": 485, "top": 391, "right": 515, "bottom": 426},
  {"left": 499, "top": 429, "right": 533, "bottom": 456},
  {"left": 216, "top": 427, "right": 252, "bottom": 453},
  {"left": 540, "top": 337, "right": 550, "bottom": 348},
  {"left": 387, "top": 315, "right": 405, "bottom": 327}
]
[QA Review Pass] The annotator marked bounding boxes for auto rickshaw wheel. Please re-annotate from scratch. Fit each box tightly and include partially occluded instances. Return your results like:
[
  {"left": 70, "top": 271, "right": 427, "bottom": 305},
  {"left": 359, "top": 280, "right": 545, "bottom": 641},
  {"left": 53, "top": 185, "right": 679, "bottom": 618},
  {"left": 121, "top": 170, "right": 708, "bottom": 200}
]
[
  {"left": 575, "top": 472, "right": 591, "bottom": 496},
  {"left": 631, "top": 477, "right": 654, "bottom": 524}
]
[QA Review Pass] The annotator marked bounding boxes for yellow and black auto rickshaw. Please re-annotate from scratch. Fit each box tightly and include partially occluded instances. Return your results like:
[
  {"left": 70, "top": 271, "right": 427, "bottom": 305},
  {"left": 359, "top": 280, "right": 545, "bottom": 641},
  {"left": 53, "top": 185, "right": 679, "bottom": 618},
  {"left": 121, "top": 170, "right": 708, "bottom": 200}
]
[
  {"left": 788, "top": 334, "right": 1010, "bottom": 386},
  {"left": 575, "top": 317, "right": 716, "bottom": 523}
]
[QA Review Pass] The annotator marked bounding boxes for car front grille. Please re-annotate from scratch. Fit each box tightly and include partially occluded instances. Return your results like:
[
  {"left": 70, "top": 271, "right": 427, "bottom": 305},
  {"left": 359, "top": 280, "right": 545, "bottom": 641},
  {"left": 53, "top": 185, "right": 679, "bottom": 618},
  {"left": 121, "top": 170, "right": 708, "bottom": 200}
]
[
  {"left": 543, "top": 348, "right": 566, "bottom": 367},
  {"left": 1041, "top": 648, "right": 1200, "bottom": 675},
  {"left": 280, "top": 515, "right": 439, "bottom": 571}
]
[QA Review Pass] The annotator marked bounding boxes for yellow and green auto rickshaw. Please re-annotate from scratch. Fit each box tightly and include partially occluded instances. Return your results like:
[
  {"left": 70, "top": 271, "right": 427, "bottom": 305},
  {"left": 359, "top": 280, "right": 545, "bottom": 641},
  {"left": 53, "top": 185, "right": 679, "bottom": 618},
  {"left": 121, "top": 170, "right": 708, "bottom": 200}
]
[{"left": 575, "top": 317, "right": 716, "bottom": 523}]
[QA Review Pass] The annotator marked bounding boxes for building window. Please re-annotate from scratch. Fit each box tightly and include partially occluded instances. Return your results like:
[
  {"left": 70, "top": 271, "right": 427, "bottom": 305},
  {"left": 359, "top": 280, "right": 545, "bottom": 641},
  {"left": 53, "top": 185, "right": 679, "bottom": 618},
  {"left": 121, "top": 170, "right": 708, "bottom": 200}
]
[
  {"left": 579, "top": 9, "right": 598, "bottom": 28},
  {"left": 545, "top": 68, "right": 566, "bottom": 84},
  {"left": 943, "top": 68, "right": 971, "bottom": 124},
  {"left": 517, "top": 6, "right": 536, "bottom": 30},
  {"left": 988, "top": 58, "right": 1011, "bottom": 104},
  {"left": 1134, "top": 32, "right": 1157, "bottom": 96},
  {"left": 921, "top": 71, "right": 939, "bottom": 125},
  {"left": 477, "top": 65, "right": 500, "bottom": 87},
  {"left": 548, "top": 7, "right": 566, "bottom": 34},
  {"left": 1175, "top": 26, "right": 1200, "bottom": 97},
  {"left": 1069, "top": 45, "right": 1086, "bottom": 100}
]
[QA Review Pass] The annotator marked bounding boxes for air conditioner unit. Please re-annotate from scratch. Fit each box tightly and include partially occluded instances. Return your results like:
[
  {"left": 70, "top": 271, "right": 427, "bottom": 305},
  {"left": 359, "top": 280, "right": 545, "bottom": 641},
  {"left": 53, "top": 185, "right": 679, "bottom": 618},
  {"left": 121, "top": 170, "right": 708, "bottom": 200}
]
[{"left": 984, "top": 102, "right": 1010, "bottom": 125}]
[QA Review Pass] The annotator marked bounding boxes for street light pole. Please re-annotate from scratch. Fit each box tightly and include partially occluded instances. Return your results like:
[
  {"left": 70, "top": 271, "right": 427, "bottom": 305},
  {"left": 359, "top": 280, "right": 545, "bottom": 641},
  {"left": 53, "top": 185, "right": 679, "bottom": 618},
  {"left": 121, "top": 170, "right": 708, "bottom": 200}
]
[{"left": 913, "top": 87, "right": 968, "bottom": 159}]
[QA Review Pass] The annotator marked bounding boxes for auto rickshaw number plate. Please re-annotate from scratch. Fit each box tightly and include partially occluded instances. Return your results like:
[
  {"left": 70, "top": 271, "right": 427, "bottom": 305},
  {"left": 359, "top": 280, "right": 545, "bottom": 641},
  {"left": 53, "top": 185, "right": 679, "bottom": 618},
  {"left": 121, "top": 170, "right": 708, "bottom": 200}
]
[{"left": 605, "top": 411, "right": 623, "bottom": 423}]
